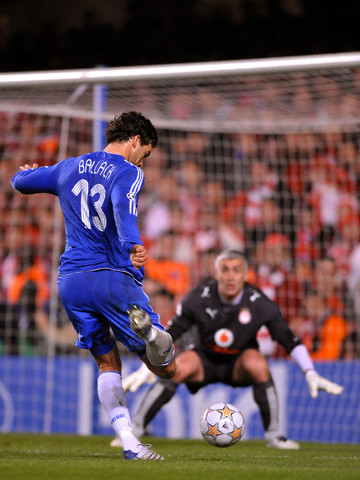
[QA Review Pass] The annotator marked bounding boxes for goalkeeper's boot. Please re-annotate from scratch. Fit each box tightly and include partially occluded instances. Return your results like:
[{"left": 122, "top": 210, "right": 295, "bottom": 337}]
[
  {"left": 110, "top": 436, "right": 122, "bottom": 448},
  {"left": 266, "top": 435, "right": 300, "bottom": 450},
  {"left": 110, "top": 422, "right": 146, "bottom": 447},
  {"left": 128, "top": 305, "right": 152, "bottom": 339},
  {"left": 123, "top": 444, "right": 164, "bottom": 460}
]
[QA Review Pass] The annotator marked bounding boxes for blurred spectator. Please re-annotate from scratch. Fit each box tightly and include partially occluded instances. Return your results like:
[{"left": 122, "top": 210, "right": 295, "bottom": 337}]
[
  {"left": 256, "top": 233, "right": 293, "bottom": 304},
  {"left": 141, "top": 173, "right": 180, "bottom": 242},
  {"left": 327, "top": 214, "right": 360, "bottom": 324},
  {"left": 0, "top": 243, "right": 50, "bottom": 354},
  {"left": 294, "top": 203, "right": 322, "bottom": 262},
  {"left": 337, "top": 135, "right": 360, "bottom": 196},
  {"left": 33, "top": 292, "right": 78, "bottom": 355},
  {"left": 146, "top": 230, "right": 191, "bottom": 299},
  {"left": 290, "top": 85, "right": 314, "bottom": 118},
  {"left": 292, "top": 292, "right": 349, "bottom": 361},
  {"left": 328, "top": 214, "right": 360, "bottom": 287},
  {"left": 340, "top": 331, "right": 359, "bottom": 360},
  {"left": 230, "top": 133, "right": 260, "bottom": 192},
  {"left": 246, "top": 197, "right": 285, "bottom": 250},
  {"left": 196, "top": 88, "right": 232, "bottom": 123},
  {"left": 176, "top": 159, "right": 203, "bottom": 234},
  {"left": 194, "top": 205, "right": 220, "bottom": 254},
  {"left": 195, "top": 248, "right": 219, "bottom": 283},
  {"left": 254, "top": 232, "right": 297, "bottom": 357},
  {"left": 224, "top": 159, "right": 296, "bottom": 257},
  {"left": 148, "top": 287, "right": 175, "bottom": 329},
  {"left": 283, "top": 133, "right": 319, "bottom": 196},
  {"left": 167, "top": 90, "right": 196, "bottom": 121},
  {"left": 166, "top": 202, "right": 194, "bottom": 264},
  {"left": 305, "top": 152, "right": 359, "bottom": 249},
  {"left": 310, "top": 257, "right": 345, "bottom": 316},
  {"left": 217, "top": 214, "right": 245, "bottom": 254}
]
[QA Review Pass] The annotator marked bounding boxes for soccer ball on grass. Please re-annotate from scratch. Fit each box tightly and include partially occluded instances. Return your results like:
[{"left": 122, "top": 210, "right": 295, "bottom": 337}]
[{"left": 200, "top": 402, "right": 245, "bottom": 447}]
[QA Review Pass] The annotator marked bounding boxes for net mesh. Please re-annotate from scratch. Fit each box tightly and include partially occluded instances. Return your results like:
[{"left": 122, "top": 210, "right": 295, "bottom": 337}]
[
  {"left": 0, "top": 57, "right": 359, "bottom": 436},
  {"left": 1, "top": 65, "right": 359, "bottom": 130}
]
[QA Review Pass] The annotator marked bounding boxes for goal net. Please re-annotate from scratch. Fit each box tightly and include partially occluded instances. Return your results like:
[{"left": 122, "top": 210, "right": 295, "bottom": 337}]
[{"left": 0, "top": 53, "right": 359, "bottom": 441}]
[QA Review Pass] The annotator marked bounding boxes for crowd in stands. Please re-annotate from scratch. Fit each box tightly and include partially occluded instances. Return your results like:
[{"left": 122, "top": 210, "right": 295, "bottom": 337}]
[{"left": 1, "top": 68, "right": 360, "bottom": 360}]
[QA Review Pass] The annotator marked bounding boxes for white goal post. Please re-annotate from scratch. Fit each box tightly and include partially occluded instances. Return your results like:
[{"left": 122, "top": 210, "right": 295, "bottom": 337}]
[{"left": 0, "top": 53, "right": 359, "bottom": 441}]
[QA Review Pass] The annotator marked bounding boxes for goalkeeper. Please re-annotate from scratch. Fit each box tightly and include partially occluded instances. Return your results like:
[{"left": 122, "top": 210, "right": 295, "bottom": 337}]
[{"left": 114, "top": 249, "right": 343, "bottom": 450}]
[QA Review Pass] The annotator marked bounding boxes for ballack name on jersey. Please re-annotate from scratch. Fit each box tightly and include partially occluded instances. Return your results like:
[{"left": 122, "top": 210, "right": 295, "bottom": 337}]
[{"left": 79, "top": 158, "right": 116, "bottom": 180}]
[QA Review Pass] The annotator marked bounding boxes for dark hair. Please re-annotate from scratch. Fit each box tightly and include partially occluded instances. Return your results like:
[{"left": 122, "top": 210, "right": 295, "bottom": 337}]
[{"left": 105, "top": 111, "right": 158, "bottom": 148}]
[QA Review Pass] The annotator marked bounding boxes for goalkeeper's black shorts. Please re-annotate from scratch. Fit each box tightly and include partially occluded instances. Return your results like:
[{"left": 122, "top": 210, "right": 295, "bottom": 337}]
[{"left": 185, "top": 348, "right": 256, "bottom": 394}]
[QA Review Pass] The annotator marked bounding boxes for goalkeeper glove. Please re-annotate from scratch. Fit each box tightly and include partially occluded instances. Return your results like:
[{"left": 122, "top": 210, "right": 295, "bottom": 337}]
[
  {"left": 122, "top": 363, "right": 156, "bottom": 393},
  {"left": 305, "top": 370, "right": 343, "bottom": 399}
]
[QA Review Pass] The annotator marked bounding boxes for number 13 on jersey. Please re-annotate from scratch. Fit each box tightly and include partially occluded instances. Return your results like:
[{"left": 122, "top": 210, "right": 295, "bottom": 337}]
[{"left": 72, "top": 179, "right": 107, "bottom": 231}]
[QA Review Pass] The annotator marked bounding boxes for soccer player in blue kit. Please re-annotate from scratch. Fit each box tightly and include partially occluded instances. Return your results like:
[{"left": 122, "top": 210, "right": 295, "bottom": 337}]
[{"left": 11, "top": 111, "right": 176, "bottom": 461}]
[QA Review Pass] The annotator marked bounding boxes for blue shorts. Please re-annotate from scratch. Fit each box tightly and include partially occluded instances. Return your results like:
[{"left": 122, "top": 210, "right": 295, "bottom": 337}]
[{"left": 57, "top": 269, "right": 165, "bottom": 357}]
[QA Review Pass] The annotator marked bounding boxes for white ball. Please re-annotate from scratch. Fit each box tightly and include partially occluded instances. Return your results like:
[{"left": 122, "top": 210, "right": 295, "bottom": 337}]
[{"left": 200, "top": 402, "right": 245, "bottom": 448}]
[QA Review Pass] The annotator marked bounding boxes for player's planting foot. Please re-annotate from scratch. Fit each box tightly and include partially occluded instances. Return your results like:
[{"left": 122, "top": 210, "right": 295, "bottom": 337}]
[
  {"left": 127, "top": 305, "right": 152, "bottom": 339},
  {"left": 123, "top": 444, "right": 164, "bottom": 460},
  {"left": 266, "top": 435, "right": 300, "bottom": 450}
]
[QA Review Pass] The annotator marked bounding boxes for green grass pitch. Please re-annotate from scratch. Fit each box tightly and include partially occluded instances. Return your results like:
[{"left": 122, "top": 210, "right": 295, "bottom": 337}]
[{"left": 0, "top": 434, "right": 359, "bottom": 480}]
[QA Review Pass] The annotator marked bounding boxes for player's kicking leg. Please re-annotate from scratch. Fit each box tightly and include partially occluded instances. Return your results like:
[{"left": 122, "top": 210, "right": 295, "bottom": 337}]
[{"left": 127, "top": 304, "right": 175, "bottom": 371}]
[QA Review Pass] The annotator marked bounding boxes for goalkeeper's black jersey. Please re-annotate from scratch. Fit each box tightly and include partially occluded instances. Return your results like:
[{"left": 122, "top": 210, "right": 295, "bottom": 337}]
[{"left": 166, "top": 280, "right": 302, "bottom": 359}]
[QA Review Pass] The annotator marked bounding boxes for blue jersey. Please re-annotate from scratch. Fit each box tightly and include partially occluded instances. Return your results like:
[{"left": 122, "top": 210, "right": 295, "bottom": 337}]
[{"left": 11, "top": 151, "right": 145, "bottom": 283}]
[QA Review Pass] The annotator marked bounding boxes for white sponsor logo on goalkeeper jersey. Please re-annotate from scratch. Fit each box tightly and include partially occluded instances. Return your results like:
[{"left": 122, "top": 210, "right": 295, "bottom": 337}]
[
  {"left": 214, "top": 328, "right": 234, "bottom": 348},
  {"left": 239, "top": 308, "right": 251, "bottom": 324}
]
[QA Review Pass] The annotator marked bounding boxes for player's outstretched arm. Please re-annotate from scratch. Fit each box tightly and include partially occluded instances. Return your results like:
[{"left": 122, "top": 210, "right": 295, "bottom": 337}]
[
  {"left": 122, "top": 363, "right": 156, "bottom": 392},
  {"left": 304, "top": 370, "right": 343, "bottom": 398}
]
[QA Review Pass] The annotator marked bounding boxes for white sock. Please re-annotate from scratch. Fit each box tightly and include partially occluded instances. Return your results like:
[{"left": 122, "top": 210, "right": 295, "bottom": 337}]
[
  {"left": 97, "top": 371, "right": 141, "bottom": 452},
  {"left": 145, "top": 328, "right": 174, "bottom": 366}
]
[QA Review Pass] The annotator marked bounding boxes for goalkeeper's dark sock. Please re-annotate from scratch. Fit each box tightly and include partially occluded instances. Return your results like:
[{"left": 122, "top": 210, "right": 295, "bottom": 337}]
[
  {"left": 132, "top": 378, "right": 178, "bottom": 436},
  {"left": 252, "top": 375, "right": 279, "bottom": 440}
]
